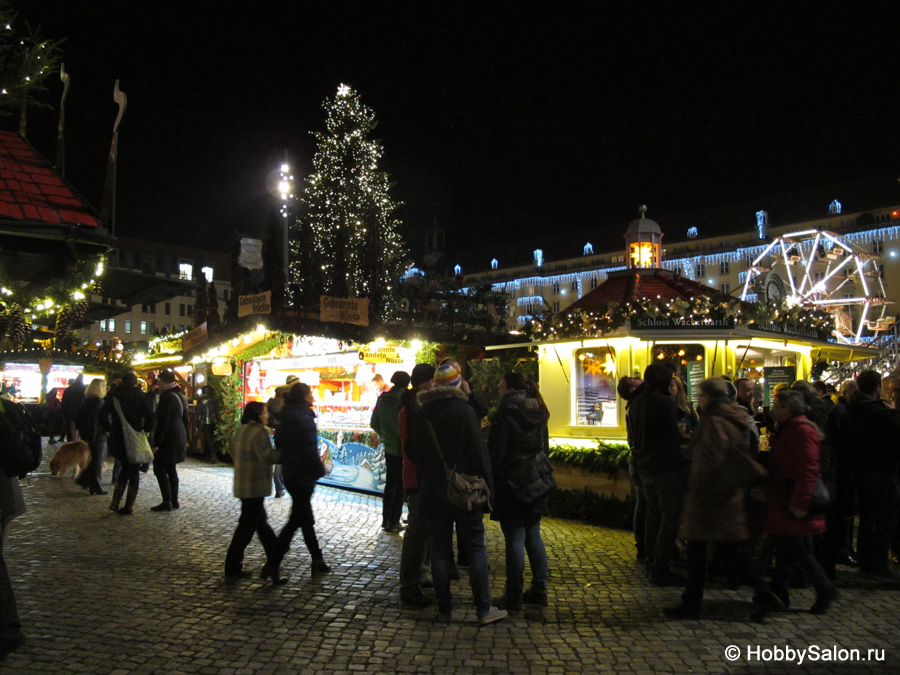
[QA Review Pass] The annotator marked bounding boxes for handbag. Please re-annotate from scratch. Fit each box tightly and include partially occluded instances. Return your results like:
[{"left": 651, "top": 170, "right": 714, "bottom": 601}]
[
  {"left": 426, "top": 420, "right": 491, "bottom": 512},
  {"left": 785, "top": 475, "right": 832, "bottom": 517},
  {"left": 113, "top": 398, "right": 154, "bottom": 465}
]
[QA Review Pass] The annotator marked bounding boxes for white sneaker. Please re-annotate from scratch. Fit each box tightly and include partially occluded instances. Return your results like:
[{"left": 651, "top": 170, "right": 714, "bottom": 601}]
[{"left": 478, "top": 606, "right": 508, "bottom": 626}]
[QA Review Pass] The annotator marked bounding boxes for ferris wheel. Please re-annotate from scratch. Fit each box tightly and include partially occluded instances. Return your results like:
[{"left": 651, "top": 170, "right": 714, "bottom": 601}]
[{"left": 740, "top": 228, "right": 894, "bottom": 344}]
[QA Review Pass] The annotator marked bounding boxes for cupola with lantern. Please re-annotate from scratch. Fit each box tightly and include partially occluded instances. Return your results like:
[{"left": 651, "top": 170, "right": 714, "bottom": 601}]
[{"left": 624, "top": 205, "right": 662, "bottom": 269}]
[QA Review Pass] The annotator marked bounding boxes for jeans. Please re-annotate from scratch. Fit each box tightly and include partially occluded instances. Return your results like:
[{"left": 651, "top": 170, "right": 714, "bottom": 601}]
[
  {"left": 399, "top": 493, "right": 430, "bottom": 592},
  {"left": 854, "top": 470, "right": 900, "bottom": 573},
  {"left": 382, "top": 453, "right": 405, "bottom": 528},
  {"left": 500, "top": 514, "right": 548, "bottom": 597},
  {"left": 224, "top": 497, "right": 277, "bottom": 574},
  {"left": 629, "top": 462, "right": 647, "bottom": 556},
  {"left": 153, "top": 462, "right": 179, "bottom": 506},
  {"left": 427, "top": 510, "right": 492, "bottom": 617},
  {"left": 115, "top": 461, "right": 140, "bottom": 489},
  {"left": 642, "top": 468, "right": 686, "bottom": 576},
  {"left": 274, "top": 479, "right": 322, "bottom": 568},
  {"left": 273, "top": 465, "right": 285, "bottom": 496}
]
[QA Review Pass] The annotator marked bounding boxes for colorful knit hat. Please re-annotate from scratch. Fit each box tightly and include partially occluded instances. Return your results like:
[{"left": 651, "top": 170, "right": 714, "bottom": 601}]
[{"left": 434, "top": 363, "right": 461, "bottom": 388}]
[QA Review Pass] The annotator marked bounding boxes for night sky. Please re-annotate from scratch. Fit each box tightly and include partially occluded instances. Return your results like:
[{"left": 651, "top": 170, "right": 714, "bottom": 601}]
[{"left": 11, "top": 2, "right": 900, "bottom": 266}]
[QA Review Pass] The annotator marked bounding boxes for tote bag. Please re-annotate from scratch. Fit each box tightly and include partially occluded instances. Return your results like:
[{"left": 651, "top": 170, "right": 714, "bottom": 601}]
[{"left": 113, "top": 398, "right": 154, "bottom": 465}]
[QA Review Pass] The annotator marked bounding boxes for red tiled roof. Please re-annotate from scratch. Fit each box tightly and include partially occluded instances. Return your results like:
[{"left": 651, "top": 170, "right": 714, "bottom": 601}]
[
  {"left": 564, "top": 268, "right": 739, "bottom": 313},
  {"left": 0, "top": 130, "right": 100, "bottom": 228}
]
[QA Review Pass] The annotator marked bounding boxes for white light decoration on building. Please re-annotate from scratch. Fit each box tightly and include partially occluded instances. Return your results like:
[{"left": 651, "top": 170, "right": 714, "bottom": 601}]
[
  {"left": 454, "top": 264, "right": 462, "bottom": 276},
  {"left": 829, "top": 199, "right": 842, "bottom": 215},
  {"left": 534, "top": 249, "right": 544, "bottom": 267},
  {"left": 201, "top": 266, "right": 213, "bottom": 283},
  {"left": 756, "top": 210, "right": 768, "bottom": 239},
  {"left": 179, "top": 263, "right": 193, "bottom": 280},
  {"left": 491, "top": 258, "right": 498, "bottom": 270},
  {"left": 583, "top": 243, "right": 593, "bottom": 255},
  {"left": 687, "top": 227, "right": 698, "bottom": 238}
]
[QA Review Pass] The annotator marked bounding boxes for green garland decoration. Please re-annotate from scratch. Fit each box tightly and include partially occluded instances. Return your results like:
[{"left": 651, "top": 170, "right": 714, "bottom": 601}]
[
  {"left": 526, "top": 295, "right": 834, "bottom": 341},
  {"left": 548, "top": 441, "right": 631, "bottom": 477}
]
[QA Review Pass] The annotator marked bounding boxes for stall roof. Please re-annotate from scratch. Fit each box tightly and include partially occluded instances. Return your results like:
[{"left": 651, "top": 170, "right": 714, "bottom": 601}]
[{"left": 563, "top": 267, "right": 740, "bottom": 314}]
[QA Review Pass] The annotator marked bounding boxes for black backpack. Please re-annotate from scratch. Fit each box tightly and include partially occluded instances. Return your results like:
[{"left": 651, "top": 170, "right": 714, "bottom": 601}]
[{"left": 0, "top": 398, "right": 43, "bottom": 478}]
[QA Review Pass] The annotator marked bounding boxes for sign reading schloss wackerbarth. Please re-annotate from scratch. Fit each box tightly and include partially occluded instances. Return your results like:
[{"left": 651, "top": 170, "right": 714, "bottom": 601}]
[
  {"left": 237, "top": 291, "right": 272, "bottom": 317},
  {"left": 320, "top": 295, "right": 369, "bottom": 326}
]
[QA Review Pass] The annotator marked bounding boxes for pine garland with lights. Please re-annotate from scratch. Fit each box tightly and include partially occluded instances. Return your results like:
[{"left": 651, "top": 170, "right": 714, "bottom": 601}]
[
  {"left": 528, "top": 295, "right": 834, "bottom": 341},
  {"left": 290, "top": 84, "right": 408, "bottom": 321}
]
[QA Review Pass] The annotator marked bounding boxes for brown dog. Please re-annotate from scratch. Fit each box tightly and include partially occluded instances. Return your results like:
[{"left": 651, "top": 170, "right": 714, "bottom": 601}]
[{"left": 49, "top": 441, "right": 91, "bottom": 478}]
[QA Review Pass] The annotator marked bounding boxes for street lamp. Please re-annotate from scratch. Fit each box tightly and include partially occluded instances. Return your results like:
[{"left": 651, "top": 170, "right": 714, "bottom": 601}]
[{"left": 278, "top": 162, "right": 294, "bottom": 284}]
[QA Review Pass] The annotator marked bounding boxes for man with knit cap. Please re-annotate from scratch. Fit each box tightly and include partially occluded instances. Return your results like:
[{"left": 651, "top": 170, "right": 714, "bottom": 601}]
[
  {"left": 371, "top": 371, "right": 411, "bottom": 532},
  {"left": 398, "top": 363, "right": 436, "bottom": 606},
  {"left": 414, "top": 363, "right": 506, "bottom": 625}
]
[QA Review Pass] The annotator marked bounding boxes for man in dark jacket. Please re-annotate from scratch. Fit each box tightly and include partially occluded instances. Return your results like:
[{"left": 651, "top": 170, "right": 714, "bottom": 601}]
[
  {"left": 619, "top": 376, "right": 647, "bottom": 561},
  {"left": 398, "top": 363, "right": 435, "bottom": 606},
  {"left": 629, "top": 363, "right": 687, "bottom": 586},
  {"left": 414, "top": 364, "right": 506, "bottom": 625},
  {"left": 61, "top": 374, "right": 86, "bottom": 442},
  {"left": 151, "top": 370, "right": 189, "bottom": 512},
  {"left": 846, "top": 370, "right": 900, "bottom": 578},
  {"left": 371, "top": 371, "right": 411, "bottom": 532}
]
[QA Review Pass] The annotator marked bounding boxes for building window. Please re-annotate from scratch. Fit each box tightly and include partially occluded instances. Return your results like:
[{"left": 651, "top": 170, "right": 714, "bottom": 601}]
[
  {"left": 140, "top": 321, "right": 148, "bottom": 335},
  {"left": 720, "top": 283, "right": 731, "bottom": 294},
  {"left": 552, "top": 301, "right": 560, "bottom": 313},
  {"left": 719, "top": 261, "right": 730, "bottom": 275},
  {"left": 179, "top": 304, "right": 186, "bottom": 317},
  {"left": 179, "top": 324, "right": 185, "bottom": 332},
  {"left": 201, "top": 266, "right": 214, "bottom": 283},
  {"left": 108, "top": 319, "right": 116, "bottom": 332},
  {"left": 873, "top": 239, "right": 884, "bottom": 254},
  {"left": 141, "top": 303, "right": 153, "bottom": 314},
  {"left": 100, "top": 319, "right": 107, "bottom": 332},
  {"left": 552, "top": 281, "right": 560, "bottom": 294},
  {"left": 223, "top": 289, "right": 229, "bottom": 301},
  {"left": 590, "top": 277, "right": 598, "bottom": 289},
  {"left": 695, "top": 264, "right": 705, "bottom": 277},
  {"left": 570, "top": 280, "right": 577, "bottom": 292},
  {"left": 179, "top": 263, "right": 193, "bottom": 280},
  {"left": 124, "top": 320, "right": 132, "bottom": 333},
  {"left": 165, "top": 302, "right": 171, "bottom": 315},
  {"left": 149, "top": 321, "right": 155, "bottom": 334}
]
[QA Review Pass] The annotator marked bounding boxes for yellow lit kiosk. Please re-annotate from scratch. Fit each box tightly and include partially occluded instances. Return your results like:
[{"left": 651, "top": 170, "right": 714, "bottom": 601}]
[{"left": 510, "top": 208, "right": 882, "bottom": 447}]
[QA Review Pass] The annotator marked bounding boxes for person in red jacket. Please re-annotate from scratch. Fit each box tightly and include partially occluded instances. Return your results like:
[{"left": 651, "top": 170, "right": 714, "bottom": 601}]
[{"left": 759, "top": 389, "right": 837, "bottom": 619}]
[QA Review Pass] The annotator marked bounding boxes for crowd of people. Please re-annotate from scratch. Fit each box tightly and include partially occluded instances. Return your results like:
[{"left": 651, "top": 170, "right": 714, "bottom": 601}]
[
  {"left": 5, "top": 357, "right": 898, "bottom": 655},
  {"left": 229, "top": 359, "right": 556, "bottom": 627},
  {"left": 623, "top": 364, "right": 900, "bottom": 622}
]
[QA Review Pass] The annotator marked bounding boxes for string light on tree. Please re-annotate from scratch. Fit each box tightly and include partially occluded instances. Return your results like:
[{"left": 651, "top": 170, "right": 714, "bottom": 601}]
[{"left": 290, "top": 84, "right": 407, "bottom": 321}]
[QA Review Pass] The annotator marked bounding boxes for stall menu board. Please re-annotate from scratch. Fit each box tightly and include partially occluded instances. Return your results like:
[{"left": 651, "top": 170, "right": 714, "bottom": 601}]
[
  {"left": 763, "top": 366, "right": 796, "bottom": 407},
  {"left": 684, "top": 362, "right": 705, "bottom": 404}
]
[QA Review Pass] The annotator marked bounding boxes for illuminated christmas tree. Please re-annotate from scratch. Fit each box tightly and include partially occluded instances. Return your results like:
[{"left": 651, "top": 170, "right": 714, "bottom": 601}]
[{"left": 290, "top": 84, "right": 407, "bottom": 321}]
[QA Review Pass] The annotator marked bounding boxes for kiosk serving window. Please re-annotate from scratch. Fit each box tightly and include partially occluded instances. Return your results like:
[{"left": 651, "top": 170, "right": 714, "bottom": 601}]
[
  {"left": 650, "top": 344, "right": 706, "bottom": 401},
  {"left": 574, "top": 347, "right": 617, "bottom": 427}
]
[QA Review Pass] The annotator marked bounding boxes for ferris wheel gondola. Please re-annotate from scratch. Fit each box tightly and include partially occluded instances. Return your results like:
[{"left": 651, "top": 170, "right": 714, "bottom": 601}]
[{"left": 740, "top": 228, "right": 894, "bottom": 345}]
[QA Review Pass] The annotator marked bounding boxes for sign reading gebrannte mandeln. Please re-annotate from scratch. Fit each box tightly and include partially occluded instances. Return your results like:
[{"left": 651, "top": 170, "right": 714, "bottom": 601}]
[
  {"left": 320, "top": 295, "right": 369, "bottom": 326},
  {"left": 237, "top": 290, "right": 272, "bottom": 317}
]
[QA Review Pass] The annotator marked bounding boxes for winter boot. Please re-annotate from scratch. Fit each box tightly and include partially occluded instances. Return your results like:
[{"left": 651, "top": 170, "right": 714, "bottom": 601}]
[
  {"left": 108, "top": 482, "right": 127, "bottom": 513},
  {"left": 117, "top": 485, "right": 139, "bottom": 516}
]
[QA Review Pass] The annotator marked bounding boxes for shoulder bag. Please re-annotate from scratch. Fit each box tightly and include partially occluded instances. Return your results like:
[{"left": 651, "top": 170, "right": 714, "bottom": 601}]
[
  {"left": 113, "top": 397, "right": 154, "bottom": 465},
  {"left": 425, "top": 420, "right": 491, "bottom": 512}
]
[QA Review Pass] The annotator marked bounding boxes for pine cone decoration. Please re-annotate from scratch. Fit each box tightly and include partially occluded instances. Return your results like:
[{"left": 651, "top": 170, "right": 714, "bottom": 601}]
[
  {"left": 73, "top": 299, "right": 88, "bottom": 321},
  {"left": 6, "top": 304, "right": 27, "bottom": 346}
]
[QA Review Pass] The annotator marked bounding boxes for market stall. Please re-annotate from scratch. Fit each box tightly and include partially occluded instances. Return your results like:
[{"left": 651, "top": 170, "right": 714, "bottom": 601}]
[
  {"left": 0, "top": 362, "right": 105, "bottom": 403},
  {"left": 243, "top": 337, "right": 419, "bottom": 495}
]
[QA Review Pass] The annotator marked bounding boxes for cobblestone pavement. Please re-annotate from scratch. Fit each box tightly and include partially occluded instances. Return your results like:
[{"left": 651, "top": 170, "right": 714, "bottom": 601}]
[{"left": 3, "top": 443, "right": 900, "bottom": 674}]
